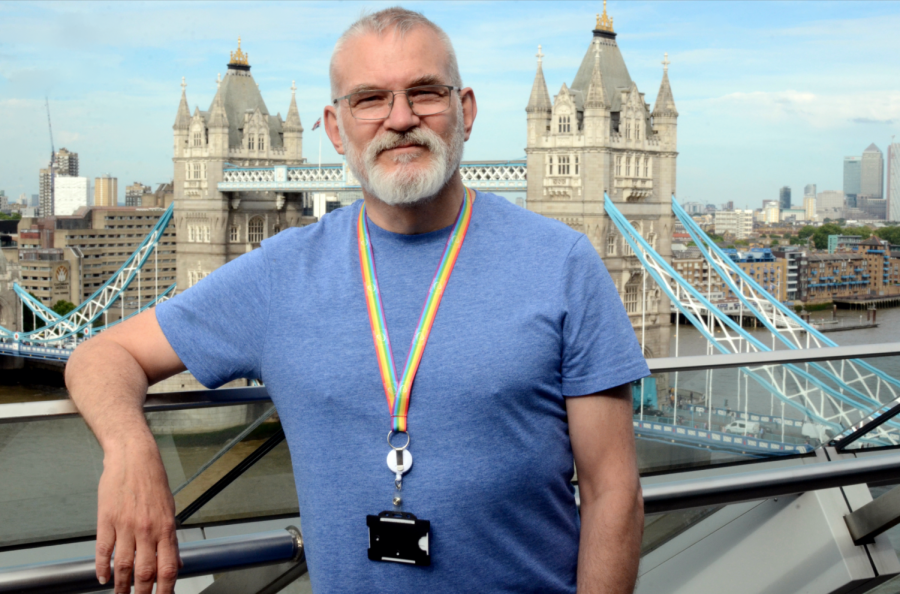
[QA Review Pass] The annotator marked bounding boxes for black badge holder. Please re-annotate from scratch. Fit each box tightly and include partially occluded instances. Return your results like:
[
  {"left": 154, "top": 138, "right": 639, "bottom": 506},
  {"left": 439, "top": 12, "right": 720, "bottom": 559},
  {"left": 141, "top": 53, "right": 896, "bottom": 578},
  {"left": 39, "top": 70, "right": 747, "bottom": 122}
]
[{"left": 367, "top": 511, "right": 431, "bottom": 566}]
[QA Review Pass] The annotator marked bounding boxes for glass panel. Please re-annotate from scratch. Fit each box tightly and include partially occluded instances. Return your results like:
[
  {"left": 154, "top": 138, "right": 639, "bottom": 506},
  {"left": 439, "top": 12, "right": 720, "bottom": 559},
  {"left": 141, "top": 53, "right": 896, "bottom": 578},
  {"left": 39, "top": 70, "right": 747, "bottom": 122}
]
[
  {"left": 0, "top": 403, "right": 281, "bottom": 550},
  {"left": 829, "top": 355, "right": 900, "bottom": 451},
  {"left": 182, "top": 438, "right": 298, "bottom": 526},
  {"left": 641, "top": 506, "right": 722, "bottom": 556}
]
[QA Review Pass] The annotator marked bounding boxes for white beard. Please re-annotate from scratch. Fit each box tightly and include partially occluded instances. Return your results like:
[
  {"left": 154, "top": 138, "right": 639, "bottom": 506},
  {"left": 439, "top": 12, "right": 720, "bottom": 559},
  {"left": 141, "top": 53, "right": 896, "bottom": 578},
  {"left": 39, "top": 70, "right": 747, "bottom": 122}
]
[{"left": 339, "top": 103, "right": 465, "bottom": 207}]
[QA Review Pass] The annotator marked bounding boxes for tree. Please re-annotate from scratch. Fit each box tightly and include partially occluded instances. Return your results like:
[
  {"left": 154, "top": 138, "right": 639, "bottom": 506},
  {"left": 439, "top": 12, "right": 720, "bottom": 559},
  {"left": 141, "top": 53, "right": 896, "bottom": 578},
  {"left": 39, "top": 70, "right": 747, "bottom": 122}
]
[
  {"left": 0, "top": 212, "right": 21, "bottom": 220},
  {"left": 875, "top": 226, "right": 900, "bottom": 246},
  {"left": 770, "top": 239, "right": 779, "bottom": 247},
  {"left": 842, "top": 226, "right": 872, "bottom": 240},
  {"left": 52, "top": 300, "right": 76, "bottom": 317},
  {"left": 798, "top": 226, "right": 816, "bottom": 240},
  {"left": 811, "top": 223, "right": 842, "bottom": 250}
]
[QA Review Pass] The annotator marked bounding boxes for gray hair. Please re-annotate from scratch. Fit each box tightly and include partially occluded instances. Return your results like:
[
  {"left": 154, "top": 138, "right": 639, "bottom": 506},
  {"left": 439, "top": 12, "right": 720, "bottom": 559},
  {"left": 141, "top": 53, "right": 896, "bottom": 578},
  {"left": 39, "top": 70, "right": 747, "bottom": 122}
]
[{"left": 329, "top": 6, "right": 463, "bottom": 101}]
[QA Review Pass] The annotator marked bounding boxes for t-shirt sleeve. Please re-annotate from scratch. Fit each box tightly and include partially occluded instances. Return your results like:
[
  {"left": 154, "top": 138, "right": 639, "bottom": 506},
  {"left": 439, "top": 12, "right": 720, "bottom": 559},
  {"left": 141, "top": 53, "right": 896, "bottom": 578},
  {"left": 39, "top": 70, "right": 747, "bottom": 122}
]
[
  {"left": 155, "top": 246, "right": 270, "bottom": 389},
  {"left": 560, "top": 235, "right": 650, "bottom": 397}
]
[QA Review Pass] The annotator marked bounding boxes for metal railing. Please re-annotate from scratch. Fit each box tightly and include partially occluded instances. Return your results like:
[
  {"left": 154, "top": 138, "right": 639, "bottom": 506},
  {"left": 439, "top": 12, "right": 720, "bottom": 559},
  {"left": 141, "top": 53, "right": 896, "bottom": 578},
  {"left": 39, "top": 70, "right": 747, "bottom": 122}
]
[{"left": 0, "top": 527, "right": 303, "bottom": 594}]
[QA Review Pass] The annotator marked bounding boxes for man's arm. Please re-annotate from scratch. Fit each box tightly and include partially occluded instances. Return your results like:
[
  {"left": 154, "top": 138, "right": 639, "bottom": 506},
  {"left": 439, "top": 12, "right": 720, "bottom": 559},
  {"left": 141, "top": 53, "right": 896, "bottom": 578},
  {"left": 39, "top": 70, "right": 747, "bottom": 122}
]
[
  {"left": 567, "top": 383, "right": 644, "bottom": 594},
  {"left": 65, "top": 309, "right": 187, "bottom": 594}
]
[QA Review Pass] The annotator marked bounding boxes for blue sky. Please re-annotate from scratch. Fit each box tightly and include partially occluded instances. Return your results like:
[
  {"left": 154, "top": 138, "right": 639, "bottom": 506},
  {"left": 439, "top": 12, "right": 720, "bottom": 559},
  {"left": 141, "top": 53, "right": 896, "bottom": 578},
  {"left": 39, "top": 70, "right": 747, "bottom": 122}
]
[{"left": 0, "top": 1, "right": 898, "bottom": 208}]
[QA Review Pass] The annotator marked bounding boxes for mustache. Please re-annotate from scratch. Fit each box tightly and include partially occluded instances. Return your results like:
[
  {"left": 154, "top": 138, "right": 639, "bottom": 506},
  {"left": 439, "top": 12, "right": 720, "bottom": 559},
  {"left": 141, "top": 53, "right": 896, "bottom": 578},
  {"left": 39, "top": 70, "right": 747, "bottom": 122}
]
[{"left": 365, "top": 128, "right": 443, "bottom": 162}]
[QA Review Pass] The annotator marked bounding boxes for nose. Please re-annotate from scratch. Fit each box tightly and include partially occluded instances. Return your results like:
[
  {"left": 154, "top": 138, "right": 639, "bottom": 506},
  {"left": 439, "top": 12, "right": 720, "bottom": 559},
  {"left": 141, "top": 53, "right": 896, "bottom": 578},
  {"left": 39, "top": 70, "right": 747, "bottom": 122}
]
[{"left": 384, "top": 91, "right": 420, "bottom": 132}]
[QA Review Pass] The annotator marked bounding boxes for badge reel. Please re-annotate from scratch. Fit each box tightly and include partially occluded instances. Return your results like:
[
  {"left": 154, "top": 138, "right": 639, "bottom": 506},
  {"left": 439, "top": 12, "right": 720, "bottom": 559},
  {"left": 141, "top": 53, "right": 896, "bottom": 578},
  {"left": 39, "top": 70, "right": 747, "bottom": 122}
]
[{"left": 367, "top": 430, "right": 431, "bottom": 566}]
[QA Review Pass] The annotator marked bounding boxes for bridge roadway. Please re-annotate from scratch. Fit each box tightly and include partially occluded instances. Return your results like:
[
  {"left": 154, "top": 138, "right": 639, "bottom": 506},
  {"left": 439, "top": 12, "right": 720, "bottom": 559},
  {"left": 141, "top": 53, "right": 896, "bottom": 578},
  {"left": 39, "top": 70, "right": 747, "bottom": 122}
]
[{"left": 218, "top": 160, "right": 527, "bottom": 193}]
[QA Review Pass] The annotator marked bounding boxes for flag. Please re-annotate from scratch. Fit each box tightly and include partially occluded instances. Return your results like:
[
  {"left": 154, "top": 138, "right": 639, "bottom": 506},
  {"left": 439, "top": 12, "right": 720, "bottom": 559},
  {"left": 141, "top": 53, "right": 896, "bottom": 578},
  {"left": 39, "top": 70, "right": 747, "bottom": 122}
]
[{"left": 311, "top": 118, "right": 321, "bottom": 131}]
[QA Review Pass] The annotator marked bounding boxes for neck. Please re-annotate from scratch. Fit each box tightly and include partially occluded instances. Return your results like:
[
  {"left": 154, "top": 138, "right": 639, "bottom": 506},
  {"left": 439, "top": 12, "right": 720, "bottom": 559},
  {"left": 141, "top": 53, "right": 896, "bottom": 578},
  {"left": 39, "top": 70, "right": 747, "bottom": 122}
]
[{"left": 362, "top": 173, "right": 466, "bottom": 235}]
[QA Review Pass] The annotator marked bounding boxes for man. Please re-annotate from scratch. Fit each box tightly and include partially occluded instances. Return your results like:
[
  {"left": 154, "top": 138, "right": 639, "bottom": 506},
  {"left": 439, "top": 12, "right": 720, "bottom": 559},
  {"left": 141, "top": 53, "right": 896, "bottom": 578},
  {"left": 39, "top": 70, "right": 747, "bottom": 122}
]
[{"left": 66, "top": 8, "right": 648, "bottom": 594}]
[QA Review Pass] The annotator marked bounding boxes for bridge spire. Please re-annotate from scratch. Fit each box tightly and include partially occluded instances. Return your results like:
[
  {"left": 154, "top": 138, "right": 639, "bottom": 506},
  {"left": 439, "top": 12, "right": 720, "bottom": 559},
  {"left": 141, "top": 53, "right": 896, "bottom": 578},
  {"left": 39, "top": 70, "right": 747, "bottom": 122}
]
[
  {"left": 585, "top": 39, "right": 607, "bottom": 109},
  {"left": 173, "top": 76, "right": 191, "bottom": 130},
  {"left": 652, "top": 52, "right": 678, "bottom": 117}
]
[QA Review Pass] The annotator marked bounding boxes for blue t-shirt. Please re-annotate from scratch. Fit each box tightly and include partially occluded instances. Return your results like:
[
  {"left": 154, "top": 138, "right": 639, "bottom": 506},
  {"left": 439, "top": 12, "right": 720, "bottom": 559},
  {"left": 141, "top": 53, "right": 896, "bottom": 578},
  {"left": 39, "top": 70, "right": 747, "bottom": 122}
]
[{"left": 156, "top": 191, "right": 649, "bottom": 593}]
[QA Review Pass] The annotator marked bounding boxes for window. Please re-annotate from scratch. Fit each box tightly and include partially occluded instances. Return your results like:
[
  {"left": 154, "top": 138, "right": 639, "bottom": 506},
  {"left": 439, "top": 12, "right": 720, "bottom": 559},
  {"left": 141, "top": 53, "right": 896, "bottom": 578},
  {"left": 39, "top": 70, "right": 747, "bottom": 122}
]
[
  {"left": 202, "top": 163, "right": 207, "bottom": 179},
  {"left": 248, "top": 216, "right": 264, "bottom": 243},
  {"left": 616, "top": 156, "right": 622, "bottom": 176},
  {"left": 625, "top": 284, "right": 639, "bottom": 313},
  {"left": 204, "top": 225, "right": 210, "bottom": 243},
  {"left": 248, "top": 135, "right": 255, "bottom": 150},
  {"left": 547, "top": 155, "right": 554, "bottom": 176},
  {"left": 230, "top": 225, "right": 239, "bottom": 242},
  {"left": 558, "top": 155, "right": 570, "bottom": 175},
  {"left": 626, "top": 156, "right": 632, "bottom": 176},
  {"left": 558, "top": 115, "right": 571, "bottom": 133},
  {"left": 644, "top": 157, "right": 650, "bottom": 178},
  {"left": 188, "top": 225, "right": 195, "bottom": 242},
  {"left": 606, "top": 234, "right": 617, "bottom": 256},
  {"left": 636, "top": 121, "right": 641, "bottom": 139},
  {"left": 625, "top": 122, "right": 631, "bottom": 139},
  {"left": 259, "top": 135, "right": 265, "bottom": 151},
  {"left": 193, "top": 132, "right": 202, "bottom": 147},
  {"left": 574, "top": 155, "right": 579, "bottom": 175}
]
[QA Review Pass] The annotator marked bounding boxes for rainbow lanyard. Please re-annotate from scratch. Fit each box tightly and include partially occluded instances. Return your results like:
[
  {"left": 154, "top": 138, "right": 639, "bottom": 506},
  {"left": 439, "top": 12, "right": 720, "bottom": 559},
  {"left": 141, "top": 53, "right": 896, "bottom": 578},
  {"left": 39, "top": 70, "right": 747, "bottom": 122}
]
[{"left": 358, "top": 187, "right": 475, "bottom": 433}]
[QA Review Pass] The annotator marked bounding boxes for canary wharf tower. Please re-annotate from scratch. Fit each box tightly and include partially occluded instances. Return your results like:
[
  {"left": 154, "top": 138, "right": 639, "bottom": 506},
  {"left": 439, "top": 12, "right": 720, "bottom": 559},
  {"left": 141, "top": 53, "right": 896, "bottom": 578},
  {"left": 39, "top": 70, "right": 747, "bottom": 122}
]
[{"left": 525, "top": 3, "right": 678, "bottom": 359}]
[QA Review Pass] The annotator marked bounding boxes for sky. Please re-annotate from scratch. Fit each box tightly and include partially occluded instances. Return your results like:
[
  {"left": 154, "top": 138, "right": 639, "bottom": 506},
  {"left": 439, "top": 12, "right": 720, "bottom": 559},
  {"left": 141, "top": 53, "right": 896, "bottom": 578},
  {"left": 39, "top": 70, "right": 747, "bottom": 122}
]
[{"left": 0, "top": 1, "right": 898, "bottom": 209}]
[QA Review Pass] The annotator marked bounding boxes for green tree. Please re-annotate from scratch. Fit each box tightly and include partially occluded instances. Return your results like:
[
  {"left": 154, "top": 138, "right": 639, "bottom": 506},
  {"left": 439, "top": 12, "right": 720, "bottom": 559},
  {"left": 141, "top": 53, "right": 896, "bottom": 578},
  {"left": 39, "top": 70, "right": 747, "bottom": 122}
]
[
  {"left": 875, "top": 226, "right": 900, "bottom": 245},
  {"left": 51, "top": 300, "right": 76, "bottom": 317},
  {"left": 0, "top": 212, "right": 21, "bottom": 220},
  {"left": 770, "top": 239, "right": 779, "bottom": 247},
  {"left": 811, "top": 223, "right": 842, "bottom": 250},
  {"left": 789, "top": 236, "right": 807, "bottom": 246},
  {"left": 842, "top": 226, "right": 872, "bottom": 240},
  {"left": 798, "top": 226, "right": 816, "bottom": 240}
]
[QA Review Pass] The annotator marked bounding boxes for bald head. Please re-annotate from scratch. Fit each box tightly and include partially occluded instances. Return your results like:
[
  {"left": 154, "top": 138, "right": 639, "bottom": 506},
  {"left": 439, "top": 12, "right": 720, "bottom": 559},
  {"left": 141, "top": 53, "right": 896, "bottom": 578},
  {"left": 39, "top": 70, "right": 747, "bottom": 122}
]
[{"left": 329, "top": 7, "right": 462, "bottom": 100}]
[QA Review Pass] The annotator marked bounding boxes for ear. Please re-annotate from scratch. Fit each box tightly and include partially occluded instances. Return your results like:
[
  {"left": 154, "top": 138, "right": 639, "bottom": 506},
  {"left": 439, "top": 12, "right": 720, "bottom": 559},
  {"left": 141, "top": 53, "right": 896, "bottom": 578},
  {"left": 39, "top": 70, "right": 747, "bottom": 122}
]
[
  {"left": 459, "top": 88, "right": 477, "bottom": 142},
  {"left": 323, "top": 105, "right": 344, "bottom": 155}
]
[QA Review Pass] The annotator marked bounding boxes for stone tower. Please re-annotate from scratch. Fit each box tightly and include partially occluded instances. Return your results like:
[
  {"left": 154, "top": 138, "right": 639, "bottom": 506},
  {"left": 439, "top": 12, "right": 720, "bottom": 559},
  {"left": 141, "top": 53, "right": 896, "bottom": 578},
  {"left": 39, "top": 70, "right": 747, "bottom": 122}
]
[
  {"left": 172, "top": 38, "right": 312, "bottom": 290},
  {"left": 525, "top": 3, "right": 678, "bottom": 360}
]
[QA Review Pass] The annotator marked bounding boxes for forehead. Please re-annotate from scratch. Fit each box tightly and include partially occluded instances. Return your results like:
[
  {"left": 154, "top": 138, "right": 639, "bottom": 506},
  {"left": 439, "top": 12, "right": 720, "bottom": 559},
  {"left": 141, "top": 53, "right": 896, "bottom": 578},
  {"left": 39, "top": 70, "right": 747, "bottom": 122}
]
[{"left": 334, "top": 26, "right": 449, "bottom": 93}]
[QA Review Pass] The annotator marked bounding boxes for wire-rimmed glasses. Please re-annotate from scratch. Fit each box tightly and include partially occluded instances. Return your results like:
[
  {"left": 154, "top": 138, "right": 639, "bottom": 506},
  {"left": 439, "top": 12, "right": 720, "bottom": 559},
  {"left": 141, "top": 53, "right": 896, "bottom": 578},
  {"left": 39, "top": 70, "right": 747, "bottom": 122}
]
[{"left": 333, "top": 85, "right": 460, "bottom": 120}]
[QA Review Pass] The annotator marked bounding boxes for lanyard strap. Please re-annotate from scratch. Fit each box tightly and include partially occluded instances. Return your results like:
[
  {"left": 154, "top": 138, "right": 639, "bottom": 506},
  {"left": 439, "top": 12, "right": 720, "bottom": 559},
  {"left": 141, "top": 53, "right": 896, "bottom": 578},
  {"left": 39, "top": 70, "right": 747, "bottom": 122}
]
[{"left": 358, "top": 187, "right": 475, "bottom": 432}]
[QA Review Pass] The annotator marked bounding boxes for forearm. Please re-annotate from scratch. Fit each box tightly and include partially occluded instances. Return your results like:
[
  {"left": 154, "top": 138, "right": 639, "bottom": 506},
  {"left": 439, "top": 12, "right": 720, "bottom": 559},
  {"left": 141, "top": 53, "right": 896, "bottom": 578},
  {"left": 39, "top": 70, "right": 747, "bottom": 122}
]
[
  {"left": 577, "top": 487, "right": 644, "bottom": 594},
  {"left": 66, "top": 337, "right": 153, "bottom": 450}
]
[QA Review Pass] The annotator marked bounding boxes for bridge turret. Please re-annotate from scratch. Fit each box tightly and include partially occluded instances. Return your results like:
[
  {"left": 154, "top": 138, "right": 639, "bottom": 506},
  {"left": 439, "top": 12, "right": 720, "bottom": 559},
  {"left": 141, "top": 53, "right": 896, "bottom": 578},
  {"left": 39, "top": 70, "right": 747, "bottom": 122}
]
[
  {"left": 651, "top": 52, "right": 678, "bottom": 203},
  {"left": 525, "top": 45, "right": 552, "bottom": 145},
  {"left": 207, "top": 83, "right": 230, "bottom": 159},
  {"left": 284, "top": 81, "right": 304, "bottom": 163}
]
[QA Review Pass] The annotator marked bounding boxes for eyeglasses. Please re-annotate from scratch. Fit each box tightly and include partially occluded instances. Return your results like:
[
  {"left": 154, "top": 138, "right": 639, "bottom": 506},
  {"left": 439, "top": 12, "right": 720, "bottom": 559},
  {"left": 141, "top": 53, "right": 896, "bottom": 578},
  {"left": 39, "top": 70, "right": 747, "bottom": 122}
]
[{"left": 333, "top": 85, "right": 460, "bottom": 121}]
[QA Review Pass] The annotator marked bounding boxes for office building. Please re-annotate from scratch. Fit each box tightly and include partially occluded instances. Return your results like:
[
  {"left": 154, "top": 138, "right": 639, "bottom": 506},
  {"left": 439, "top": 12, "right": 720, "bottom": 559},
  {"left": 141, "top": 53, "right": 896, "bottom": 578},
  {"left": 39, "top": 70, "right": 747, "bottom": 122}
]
[
  {"left": 38, "top": 168, "right": 53, "bottom": 217},
  {"left": 816, "top": 190, "right": 844, "bottom": 219},
  {"left": 0, "top": 191, "right": 6, "bottom": 212},
  {"left": 125, "top": 182, "right": 152, "bottom": 207},
  {"left": 804, "top": 184, "right": 816, "bottom": 198},
  {"left": 803, "top": 195, "right": 817, "bottom": 221},
  {"left": 53, "top": 148, "right": 79, "bottom": 177},
  {"left": 858, "top": 196, "right": 887, "bottom": 220},
  {"left": 888, "top": 142, "right": 900, "bottom": 221},
  {"left": 764, "top": 201, "right": 780, "bottom": 224},
  {"left": 53, "top": 176, "right": 90, "bottom": 216},
  {"left": 714, "top": 209, "right": 753, "bottom": 239},
  {"left": 844, "top": 156, "right": 861, "bottom": 206},
  {"left": 94, "top": 175, "right": 118, "bottom": 207},
  {"left": 771, "top": 246, "right": 807, "bottom": 301},
  {"left": 861, "top": 143, "right": 884, "bottom": 199},
  {"left": 779, "top": 186, "right": 791, "bottom": 210},
  {"left": 682, "top": 202, "right": 703, "bottom": 215}
]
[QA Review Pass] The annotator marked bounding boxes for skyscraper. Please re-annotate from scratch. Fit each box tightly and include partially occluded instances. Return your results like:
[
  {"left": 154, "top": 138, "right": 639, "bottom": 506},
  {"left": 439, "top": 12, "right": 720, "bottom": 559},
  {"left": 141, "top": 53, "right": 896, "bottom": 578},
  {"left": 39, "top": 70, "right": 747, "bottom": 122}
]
[
  {"left": 804, "top": 184, "right": 817, "bottom": 198},
  {"left": 54, "top": 177, "right": 90, "bottom": 216},
  {"left": 888, "top": 142, "right": 900, "bottom": 222},
  {"left": 844, "top": 156, "right": 861, "bottom": 207},
  {"left": 125, "top": 182, "right": 151, "bottom": 207},
  {"left": 779, "top": 186, "right": 791, "bottom": 210},
  {"left": 860, "top": 143, "right": 884, "bottom": 199},
  {"left": 54, "top": 148, "right": 79, "bottom": 177},
  {"left": 39, "top": 168, "right": 53, "bottom": 217},
  {"left": 94, "top": 175, "right": 118, "bottom": 207}
]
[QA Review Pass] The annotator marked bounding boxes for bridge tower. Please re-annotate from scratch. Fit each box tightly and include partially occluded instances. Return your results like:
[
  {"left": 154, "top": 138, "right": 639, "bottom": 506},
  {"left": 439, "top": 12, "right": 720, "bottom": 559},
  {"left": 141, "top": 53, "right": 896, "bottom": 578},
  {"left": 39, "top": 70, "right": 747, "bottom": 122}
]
[
  {"left": 172, "top": 38, "right": 311, "bottom": 291},
  {"left": 525, "top": 3, "right": 677, "bottom": 360}
]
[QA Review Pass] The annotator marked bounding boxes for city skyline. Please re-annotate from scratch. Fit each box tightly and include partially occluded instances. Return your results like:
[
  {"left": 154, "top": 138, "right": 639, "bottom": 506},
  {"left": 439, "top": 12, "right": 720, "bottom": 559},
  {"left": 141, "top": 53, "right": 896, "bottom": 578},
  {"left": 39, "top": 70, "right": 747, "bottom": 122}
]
[{"left": 0, "top": 1, "right": 898, "bottom": 207}]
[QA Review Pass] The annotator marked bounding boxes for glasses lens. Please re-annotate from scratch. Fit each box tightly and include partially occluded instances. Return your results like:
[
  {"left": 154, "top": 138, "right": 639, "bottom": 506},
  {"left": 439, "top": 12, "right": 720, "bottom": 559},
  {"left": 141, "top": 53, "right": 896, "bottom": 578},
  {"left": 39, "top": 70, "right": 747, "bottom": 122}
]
[
  {"left": 409, "top": 86, "right": 452, "bottom": 116},
  {"left": 348, "top": 90, "right": 393, "bottom": 120}
]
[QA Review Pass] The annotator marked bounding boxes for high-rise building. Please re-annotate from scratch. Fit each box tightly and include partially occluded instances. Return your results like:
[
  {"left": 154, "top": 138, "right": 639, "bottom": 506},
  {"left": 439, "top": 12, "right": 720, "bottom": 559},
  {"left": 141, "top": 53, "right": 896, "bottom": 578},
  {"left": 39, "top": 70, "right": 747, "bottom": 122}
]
[
  {"left": 39, "top": 168, "right": 53, "bottom": 217},
  {"left": 860, "top": 143, "right": 884, "bottom": 199},
  {"left": 94, "top": 175, "right": 118, "bottom": 207},
  {"left": 804, "top": 184, "right": 817, "bottom": 198},
  {"left": 0, "top": 191, "right": 7, "bottom": 212},
  {"left": 779, "top": 186, "right": 791, "bottom": 210},
  {"left": 844, "top": 156, "right": 861, "bottom": 207},
  {"left": 526, "top": 6, "right": 677, "bottom": 360},
  {"left": 125, "top": 182, "right": 152, "bottom": 207},
  {"left": 887, "top": 143, "right": 899, "bottom": 221},
  {"left": 723, "top": 201, "right": 734, "bottom": 211},
  {"left": 764, "top": 201, "right": 780, "bottom": 224},
  {"left": 816, "top": 190, "right": 844, "bottom": 219},
  {"left": 54, "top": 148, "right": 79, "bottom": 177},
  {"left": 30, "top": 194, "right": 38, "bottom": 207},
  {"left": 803, "top": 195, "right": 816, "bottom": 221},
  {"left": 54, "top": 176, "right": 90, "bottom": 216}
]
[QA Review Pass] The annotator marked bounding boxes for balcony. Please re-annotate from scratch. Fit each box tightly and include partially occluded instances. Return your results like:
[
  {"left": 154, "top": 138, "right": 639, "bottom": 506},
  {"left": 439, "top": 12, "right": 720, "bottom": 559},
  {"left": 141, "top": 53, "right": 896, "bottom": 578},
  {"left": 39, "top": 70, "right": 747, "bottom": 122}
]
[{"left": 3, "top": 344, "right": 900, "bottom": 592}]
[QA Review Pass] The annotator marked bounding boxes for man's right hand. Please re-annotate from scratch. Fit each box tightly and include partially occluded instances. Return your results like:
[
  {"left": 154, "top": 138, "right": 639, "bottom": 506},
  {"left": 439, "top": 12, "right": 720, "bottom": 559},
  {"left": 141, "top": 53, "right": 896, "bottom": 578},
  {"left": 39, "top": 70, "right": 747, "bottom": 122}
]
[
  {"left": 64, "top": 310, "right": 188, "bottom": 593},
  {"left": 96, "top": 435, "right": 181, "bottom": 593}
]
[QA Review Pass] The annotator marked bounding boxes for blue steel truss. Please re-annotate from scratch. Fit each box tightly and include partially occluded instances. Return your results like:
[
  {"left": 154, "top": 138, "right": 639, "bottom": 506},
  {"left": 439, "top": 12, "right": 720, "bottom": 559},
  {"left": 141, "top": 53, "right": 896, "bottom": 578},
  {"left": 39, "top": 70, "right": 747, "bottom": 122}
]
[{"left": 604, "top": 194, "right": 897, "bottom": 446}]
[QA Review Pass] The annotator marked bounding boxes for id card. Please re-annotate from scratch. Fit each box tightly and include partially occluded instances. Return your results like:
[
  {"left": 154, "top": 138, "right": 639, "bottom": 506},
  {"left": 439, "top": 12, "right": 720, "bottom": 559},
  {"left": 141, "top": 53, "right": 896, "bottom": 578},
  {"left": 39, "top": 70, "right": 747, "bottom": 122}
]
[{"left": 367, "top": 511, "right": 431, "bottom": 566}]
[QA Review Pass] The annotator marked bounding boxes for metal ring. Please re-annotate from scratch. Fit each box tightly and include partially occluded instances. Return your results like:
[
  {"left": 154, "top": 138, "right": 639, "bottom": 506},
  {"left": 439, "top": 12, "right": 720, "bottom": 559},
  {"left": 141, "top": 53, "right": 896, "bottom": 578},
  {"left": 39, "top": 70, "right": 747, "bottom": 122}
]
[{"left": 387, "top": 430, "right": 410, "bottom": 451}]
